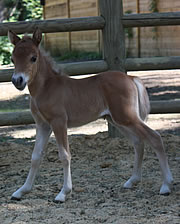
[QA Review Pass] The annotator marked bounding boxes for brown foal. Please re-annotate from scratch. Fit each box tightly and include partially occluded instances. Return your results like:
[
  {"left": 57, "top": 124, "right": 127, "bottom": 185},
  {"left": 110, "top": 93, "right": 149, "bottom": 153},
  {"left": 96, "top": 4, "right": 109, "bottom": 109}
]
[{"left": 8, "top": 28, "right": 173, "bottom": 202}]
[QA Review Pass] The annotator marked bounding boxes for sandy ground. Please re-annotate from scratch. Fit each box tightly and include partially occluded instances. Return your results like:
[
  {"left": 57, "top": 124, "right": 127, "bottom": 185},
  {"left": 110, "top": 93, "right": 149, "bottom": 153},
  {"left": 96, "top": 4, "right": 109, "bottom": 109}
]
[
  {"left": 0, "top": 70, "right": 180, "bottom": 224},
  {"left": 0, "top": 129, "right": 179, "bottom": 224}
]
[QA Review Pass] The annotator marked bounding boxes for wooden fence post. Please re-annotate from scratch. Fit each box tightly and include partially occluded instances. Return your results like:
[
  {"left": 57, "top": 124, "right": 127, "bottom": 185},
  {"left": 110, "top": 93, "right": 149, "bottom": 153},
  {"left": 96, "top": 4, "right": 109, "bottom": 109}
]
[{"left": 99, "top": 0, "right": 126, "bottom": 137}]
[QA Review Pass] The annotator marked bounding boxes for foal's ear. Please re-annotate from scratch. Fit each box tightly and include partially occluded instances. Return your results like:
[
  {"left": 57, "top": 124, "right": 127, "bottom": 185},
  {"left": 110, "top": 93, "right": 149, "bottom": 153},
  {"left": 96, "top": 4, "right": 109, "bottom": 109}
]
[
  {"left": 8, "top": 30, "right": 21, "bottom": 45},
  {"left": 32, "top": 28, "right": 42, "bottom": 46}
]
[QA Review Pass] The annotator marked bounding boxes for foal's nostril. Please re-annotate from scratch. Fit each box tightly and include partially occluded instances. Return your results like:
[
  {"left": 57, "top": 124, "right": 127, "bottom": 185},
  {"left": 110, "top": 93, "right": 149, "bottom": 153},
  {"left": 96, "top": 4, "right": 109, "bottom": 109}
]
[{"left": 17, "top": 76, "right": 23, "bottom": 86}]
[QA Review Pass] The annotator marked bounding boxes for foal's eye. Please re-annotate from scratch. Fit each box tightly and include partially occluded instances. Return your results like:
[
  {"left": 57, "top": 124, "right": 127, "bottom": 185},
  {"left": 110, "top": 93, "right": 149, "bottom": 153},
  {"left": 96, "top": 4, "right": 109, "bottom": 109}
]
[{"left": 31, "top": 56, "right": 37, "bottom": 63}]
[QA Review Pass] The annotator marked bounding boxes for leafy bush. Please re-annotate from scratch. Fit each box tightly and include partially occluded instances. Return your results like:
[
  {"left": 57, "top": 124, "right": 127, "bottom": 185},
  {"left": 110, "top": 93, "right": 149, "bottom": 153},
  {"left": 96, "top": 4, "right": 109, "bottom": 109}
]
[
  {"left": 56, "top": 51, "right": 102, "bottom": 62},
  {"left": 0, "top": 36, "right": 12, "bottom": 65},
  {"left": 0, "top": 0, "right": 43, "bottom": 65}
]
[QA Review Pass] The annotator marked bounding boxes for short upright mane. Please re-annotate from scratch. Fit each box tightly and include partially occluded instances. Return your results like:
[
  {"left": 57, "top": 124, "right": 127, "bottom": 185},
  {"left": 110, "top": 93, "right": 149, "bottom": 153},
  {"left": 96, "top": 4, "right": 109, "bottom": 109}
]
[{"left": 40, "top": 47, "right": 64, "bottom": 76}]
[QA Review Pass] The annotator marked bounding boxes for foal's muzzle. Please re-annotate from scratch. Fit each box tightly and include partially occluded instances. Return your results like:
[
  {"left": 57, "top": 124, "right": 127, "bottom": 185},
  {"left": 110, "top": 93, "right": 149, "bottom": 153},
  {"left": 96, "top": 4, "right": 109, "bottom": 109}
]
[{"left": 12, "top": 73, "right": 27, "bottom": 91}]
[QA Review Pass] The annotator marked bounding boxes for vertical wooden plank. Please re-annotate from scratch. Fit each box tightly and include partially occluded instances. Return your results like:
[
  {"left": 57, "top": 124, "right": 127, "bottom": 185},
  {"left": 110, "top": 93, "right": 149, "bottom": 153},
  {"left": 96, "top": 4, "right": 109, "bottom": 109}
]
[
  {"left": 99, "top": 0, "right": 126, "bottom": 72},
  {"left": 67, "top": 0, "right": 71, "bottom": 51},
  {"left": 136, "top": 0, "right": 141, "bottom": 57},
  {"left": 96, "top": 0, "right": 101, "bottom": 53},
  {"left": 99, "top": 0, "right": 126, "bottom": 137}
]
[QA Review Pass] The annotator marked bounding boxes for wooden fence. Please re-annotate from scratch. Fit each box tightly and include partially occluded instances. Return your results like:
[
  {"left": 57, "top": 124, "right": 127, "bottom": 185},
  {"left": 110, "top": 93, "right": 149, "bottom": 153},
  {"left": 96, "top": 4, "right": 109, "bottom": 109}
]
[
  {"left": 43, "top": 0, "right": 100, "bottom": 54},
  {"left": 43, "top": 0, "right": 180, "bottom": 57},
  {"left": 0, "top": 0, "right": 180, "bottom": 135}
]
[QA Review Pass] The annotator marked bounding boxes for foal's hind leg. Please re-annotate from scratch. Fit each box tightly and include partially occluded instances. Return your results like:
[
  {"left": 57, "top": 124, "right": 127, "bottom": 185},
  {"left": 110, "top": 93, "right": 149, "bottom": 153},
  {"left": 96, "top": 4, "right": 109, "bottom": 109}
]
[
  {"left": 121, "top": 121, "right": 173, "bottom": 194},
  {"left": 107, "top": 119, "right": 145, "bottom": 189},
  {"left": 137, "top": 122, "right": 173, "bottom": 194},
  {"left": 123, "top": 133, "right": 144, "bottom": 189},
  {"left": 11, "top": 121, "right": 52, "bottom": 200}
]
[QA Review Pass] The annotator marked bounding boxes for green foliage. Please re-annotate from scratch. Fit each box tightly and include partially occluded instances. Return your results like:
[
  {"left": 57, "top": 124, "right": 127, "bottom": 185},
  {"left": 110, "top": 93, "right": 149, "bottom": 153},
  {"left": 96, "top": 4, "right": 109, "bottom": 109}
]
[
  {"left": 17, "top": 0, "right": 43, "bottom": 21},
  {"left": 149, "top": 0, "right": 159, "bottom": 40},
  {"left": 55, "top": 51, "right": 102, "bottom": 62},
  {"left": 124, "top": 10, "right": 133, "bottom": 39},
  {"left": 149, "top": 0, "right": 159, "bottom": 13},
  {"left": 0, "top": 36, "right": 12, "bottom": 65},
  {"left": 0, "top": 0, "right": 43, "bottom": 65}
]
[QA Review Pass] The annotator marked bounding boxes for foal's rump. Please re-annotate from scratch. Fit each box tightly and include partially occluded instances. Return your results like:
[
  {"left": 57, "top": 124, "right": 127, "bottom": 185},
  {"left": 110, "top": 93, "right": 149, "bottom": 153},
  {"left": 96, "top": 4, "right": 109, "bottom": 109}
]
[{"left": 99, "top": 71, "right": 150, "bottom": 124}]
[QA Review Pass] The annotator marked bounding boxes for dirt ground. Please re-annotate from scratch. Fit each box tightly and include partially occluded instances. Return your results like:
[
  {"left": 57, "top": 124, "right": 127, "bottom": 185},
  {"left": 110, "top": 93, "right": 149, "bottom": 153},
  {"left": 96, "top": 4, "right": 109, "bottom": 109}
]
[{"left": 0, "top": 70, "right": 180, "bottom": 224}]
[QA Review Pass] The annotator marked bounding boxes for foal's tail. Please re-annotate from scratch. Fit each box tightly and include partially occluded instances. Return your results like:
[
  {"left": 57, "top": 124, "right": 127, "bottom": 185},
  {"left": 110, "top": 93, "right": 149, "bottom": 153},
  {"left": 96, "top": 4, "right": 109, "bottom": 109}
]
[{"left": 133, "top": 77, "right": 150, "bottom": 121}]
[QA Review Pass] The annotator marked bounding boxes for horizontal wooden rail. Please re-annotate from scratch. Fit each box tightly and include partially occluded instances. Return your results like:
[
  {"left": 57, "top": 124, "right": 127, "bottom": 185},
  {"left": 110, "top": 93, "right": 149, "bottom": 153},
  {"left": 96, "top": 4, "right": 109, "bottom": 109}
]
[
  {"left": 150, "top": 100, "right": 180, "bottom": 114},
  {"left": 0, "top": 60, "right": 108, "bottom": 82},
  {"left": 123, "top": 12, "right": 180, "bottom": 27},
  {"left": 60, "top": 60, "right": 108, "bottom": 76},
  {"left": 0, "top": 110, "right": 34, "bottom": 126},
  {"left": 0, "top": 100, "right": 179, "bottom": 126},
  {"left": 0, "top": 68, "right": 13, "bottom": 82},
  {"left": 1, "top": 56, "right": 180, "bottom": 82},
  {"left": 125, "top": 56, "right": 180, "bottom": 71},
  {"left": 0, "top": 16, "right": 105, "bottom": 36},
  {"left": 0, "top": 11, "right": 179, "bottom": 37}
]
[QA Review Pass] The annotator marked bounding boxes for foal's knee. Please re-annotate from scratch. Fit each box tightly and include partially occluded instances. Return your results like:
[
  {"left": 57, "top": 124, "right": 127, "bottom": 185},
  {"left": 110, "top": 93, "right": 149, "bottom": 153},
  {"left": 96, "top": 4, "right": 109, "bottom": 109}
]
[{"left": 31, "top": 152, "right": 42, "bottom": 167}]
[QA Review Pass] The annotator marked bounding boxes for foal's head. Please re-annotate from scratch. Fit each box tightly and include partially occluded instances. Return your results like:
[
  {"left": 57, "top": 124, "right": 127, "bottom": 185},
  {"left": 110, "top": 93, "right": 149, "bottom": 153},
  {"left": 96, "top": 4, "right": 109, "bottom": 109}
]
[{"left": 8, "top": 28, "right": 42, "bottom": 90}]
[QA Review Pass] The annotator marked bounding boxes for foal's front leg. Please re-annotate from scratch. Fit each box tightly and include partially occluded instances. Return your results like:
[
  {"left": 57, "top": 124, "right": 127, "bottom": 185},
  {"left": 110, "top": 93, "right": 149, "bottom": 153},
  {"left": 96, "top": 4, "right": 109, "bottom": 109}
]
[
  {"left": 11, "top": 122, "right": 52, "bottom": 200},
  {"left": 51, "top": 119, "right": 72, "bottom": 202}
]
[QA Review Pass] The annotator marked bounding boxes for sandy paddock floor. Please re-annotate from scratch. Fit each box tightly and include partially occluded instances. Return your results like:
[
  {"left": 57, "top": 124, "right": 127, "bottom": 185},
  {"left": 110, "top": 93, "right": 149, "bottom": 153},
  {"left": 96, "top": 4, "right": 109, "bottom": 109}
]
[
  {"left": 0, "top": 70, "right": 180, "bottom": 224},
  {"left": 0, "top": 127, "right": 179, "bottom": 224}
]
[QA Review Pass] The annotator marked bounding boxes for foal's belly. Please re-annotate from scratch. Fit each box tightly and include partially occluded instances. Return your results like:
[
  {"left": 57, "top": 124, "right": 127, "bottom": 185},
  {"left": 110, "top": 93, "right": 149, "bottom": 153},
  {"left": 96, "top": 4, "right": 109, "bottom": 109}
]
[
  {"left": 67, "top": 113, "right": 100, "bottom": 128},
  {"left": 67, "top": 108, "right": 109, "bottom": 128}
]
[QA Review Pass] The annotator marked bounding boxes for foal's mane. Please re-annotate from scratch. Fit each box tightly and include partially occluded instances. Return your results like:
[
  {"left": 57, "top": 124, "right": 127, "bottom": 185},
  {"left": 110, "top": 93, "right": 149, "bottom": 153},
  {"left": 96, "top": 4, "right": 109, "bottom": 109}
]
[{"left": 39, "top": 47, "right": 64, "bottom": 75}]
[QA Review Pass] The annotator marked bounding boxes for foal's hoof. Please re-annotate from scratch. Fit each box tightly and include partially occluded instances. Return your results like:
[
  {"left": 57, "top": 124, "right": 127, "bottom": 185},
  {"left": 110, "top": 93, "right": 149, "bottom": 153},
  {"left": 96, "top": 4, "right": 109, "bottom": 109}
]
[
  {"left": 53, "top": 199, "right": 64, "bottom": 204},
  {"left": 160, "top": 184, "right": 171, "bottom": 196},
  {"left": 11, "top": 196, "right": 21, "bottom": 201},
  {"left": 123, "top": 180, "right": 133, "bottom": 189},
  {"left": 54, "top": 194, "right": 66, "bottom": 203},
  {"left": 160, "top": 192, "right": 170, "bottom": 196}
]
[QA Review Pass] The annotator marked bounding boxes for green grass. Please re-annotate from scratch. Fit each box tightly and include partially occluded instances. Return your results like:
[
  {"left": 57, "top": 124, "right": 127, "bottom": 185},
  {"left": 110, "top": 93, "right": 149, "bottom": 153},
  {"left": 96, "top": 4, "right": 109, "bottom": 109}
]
[{"left": 0, "top": 109, "right": 28, "bottom": 113}]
